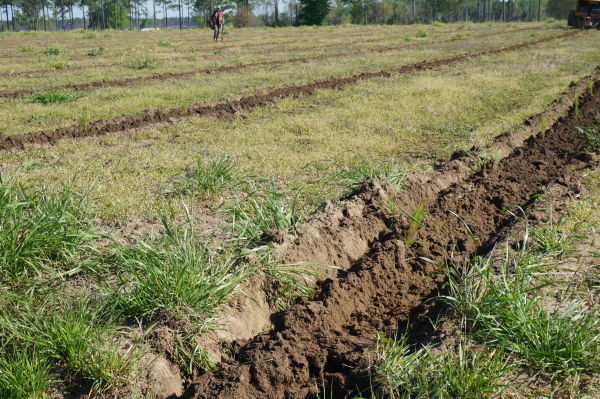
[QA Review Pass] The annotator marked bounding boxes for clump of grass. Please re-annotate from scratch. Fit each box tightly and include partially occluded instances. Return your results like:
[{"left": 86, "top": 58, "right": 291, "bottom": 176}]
[
  {"left": 528, "top": 215, "right": 581, "bottom": 257},
  {"left": 172, "top": 155, "right": 236, "bottom": 198},
  {"left": 125, "top": 56, "right": 159, "bottom": 70},
  {"left": 45, "top": 60, "right": 68, "bottom": 69},
  {"left": 416, "top": 31, "right": 427, "bottom": 38},
  {"left": 29, "top": 91, "right": 78, "bottom": 105},
  {"left": 107, "top": 217, "right": 249, "bottom": 326},
  {"left": 333, "top": 156, "right": 406, "bottom": 194},
  {"left": 42, "top": 46, "right": 62, "bottom": 56},
  {"left": 0, "top": 298, "right": 135, "bottom": 393},
  {"left": 375, "top": 334, "right": 507, "bottom": 398},
  {"left": 577, "top": 124, "right": 600, "bottom": 150},
  {"left": 158, "top": 40, "right": 176, "bottom": 47},
  {"left": 82, "top": 33, "right": 96, "bottom": 39},
  {"left": 87, "top": 47, "right": 105, "bottom": 56},
  {"left": 0, "top": 175, "right": 97, "bottom": 282},
  {"left": 227, "top": 188, "right": 300, "bottom": 245},
  {"left": 451, "top": 33, "right": 464, "bottom": 40},
  {"left": 574, "top": 97, "right": 580, "bottom": 117},
  {"left": 443, "top": 252, "right": 600, "bottom": 375},
  {"left": 0, "top": 347, "right": 53, "bottom": 398},
  {"left": 21, "top": 46, "right": 34, "bottom": 52}
]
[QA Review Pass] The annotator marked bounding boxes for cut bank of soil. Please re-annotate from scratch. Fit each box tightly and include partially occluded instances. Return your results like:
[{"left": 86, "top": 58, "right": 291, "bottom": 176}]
[
  {"left": 0, "top": 30, "right": 580, "bottom": 153},
  {"left": 0, "top": 26, "right": 543, "bottom": 99},
  {"left": 180, "top": 77, "right": 600, "bottom": 398}
]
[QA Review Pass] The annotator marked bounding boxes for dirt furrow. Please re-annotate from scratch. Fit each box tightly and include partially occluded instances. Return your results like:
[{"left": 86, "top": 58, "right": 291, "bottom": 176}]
[
  {"left": 180, "top": 75, "right": 599, "bottom": 399},
  {"left": 0, "top": 26, "right": 544, "bottom": 97},
  {"left": 0, "top": 31, "right": 580, "bottom": 153}
]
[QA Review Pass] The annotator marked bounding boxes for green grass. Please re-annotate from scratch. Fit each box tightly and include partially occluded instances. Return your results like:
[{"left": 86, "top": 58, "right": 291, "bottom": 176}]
[
  {"left": 41, "top": 46, "right": 62, "bottom": 56},
  {"left": 0, "top": 295, "right": 135, "bottom": 394},
  {"left": 0, "top": 174, "right": 98, "bottom": 282},
  {"left": 125, "top": 56, "right": 159, "bottom": 70},
  {"left": 86, "top": 47, "right": 105, "bottom": 56},
  {"left": 374, "top": 334, "right": 507, "bottom": 398},
  {"left": 106, "top": 217, "right": 249, "bottom": 326},
  {"left": 29, "top": 91, "right": 78, "bottom": 105},
  {"left": 169, "top": 155, "right": 236, "bottom": 198},
  {"left": 227, "top": 186, "right": 301, "bottom": 245},
  {"left": 577, "top": 124, "right": 600, "bottom": 151},
  {"left": 443, "top": 252, "right": 600, "bottom": 375}
]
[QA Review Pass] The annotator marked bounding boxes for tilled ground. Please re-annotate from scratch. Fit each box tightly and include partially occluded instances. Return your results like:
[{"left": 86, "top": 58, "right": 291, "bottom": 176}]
[
  {"left": 179, "top": 78, "right": 600, "bottom": 398},
  {"left": 0, "top": 30, "right": 580, "bottom": 152}
]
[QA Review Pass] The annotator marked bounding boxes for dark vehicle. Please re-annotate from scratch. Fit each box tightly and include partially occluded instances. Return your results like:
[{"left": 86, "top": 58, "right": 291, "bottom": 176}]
[{"left": 568, "top": 0, "right": 600, "bottom": 28}]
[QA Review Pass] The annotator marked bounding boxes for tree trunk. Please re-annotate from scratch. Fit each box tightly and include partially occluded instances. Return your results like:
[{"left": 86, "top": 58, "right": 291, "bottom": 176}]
[
  {"left": 274, "top": 0, "right": 279, "bottom": 23},
  {"left": 164, "top": 2, "right": 168, "bottom": 28},
  {"left": 83, "top": 4, "right": 86, "bottom": 29},
  {"left": 60, "top": 0, "right": 65, "bottom": 30},
  {"left": 178, "top": 0, "right": 182, "bottom": 28},
  {"left": 537, "top": 0, "right": 541, "bottom": 20}
]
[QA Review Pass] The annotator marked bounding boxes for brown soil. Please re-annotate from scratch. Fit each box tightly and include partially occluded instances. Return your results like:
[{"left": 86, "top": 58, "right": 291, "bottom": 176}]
[
  {"left": 0, "top": 26, "right": 545, "bottom": 98},
  {"left": 0, "top": 30, "right": 580, "bottom": 153},
  {"left": 178, "top": 77, "right": 600, "bottom": 398}
]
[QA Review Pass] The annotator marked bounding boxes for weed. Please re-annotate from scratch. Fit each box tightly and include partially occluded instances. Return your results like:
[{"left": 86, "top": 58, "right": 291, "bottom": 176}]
[
  {"left": 20, "top": 46, "right": 34, "bottom": 52},
  {"left": 589, "top": 81, "right": 594, "bottom": 97},
  {"left": 451, "top": 33, "right": 464, "bottom": 40},
  {"left": 87, "top": 47, "right": 105, "bottom": 56},
  {"left": 541, "top": 118, "right": 548, "bottom": 137},
  {"left": 266, "top": 261, "right": 318, "bottom": 311},
  {"left": 107, "top": 217, "right": 249, "bottom": 325},
  {"left": 42, "top": 46, "right": 62, "bottom": 56},
  {"left": 416, "top": 31, "right": 427, "bottom": 38},
  {"left": 83, "top": 33, "right": 96, "bottom": 39},
  {"left": 577, "top": 124, "right": 600, "bottom": 150},
  {"left": 158, "top": 40, "right": 176, "bottom": 47},
  {"left": 26, "top": 115, "right": 45, "bottom": 124},
  {"left": 29, "top": 91, "right": 78, "bottom": 105},
  {"left": 574, "top": 97, "right": 580, "bottom": 117},
  {"left": 405, "top": 204, "right": 426, "bottom": 248},
  {"left": 45, "top": 60, "right": 68, "bottom": 69},
  {"left": 0, "top": 175, "right": 98, "bottom": 281},
  {"left": 443, "top": 253, "right": 600, "bottom": 375},
  {"left": 382, "top": 194, "right": 400, "bottom": 216},
  {"left": 375, "top": 334, "right": 507, "bottom": 398},
  {"left": 125, "top": 56, "right": 159, "bottom": 70},
  {"left": 228, "top": 188, "right": 300, "bottom": 245},
  {"left": 172, "top": 155, "right": 236, "bottom": 198},
  {"left": 172, "top": 331, "right": 217, "bottom": 376}
]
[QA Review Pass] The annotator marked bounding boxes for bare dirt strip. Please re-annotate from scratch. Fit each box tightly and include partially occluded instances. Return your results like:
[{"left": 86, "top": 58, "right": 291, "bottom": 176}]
[
  {"left": 177, "top": 74, "right": 600, "bottom": 399},
  {"left": 0, "top": 26, "right": 543, "bottom": 92},
  {"left": 0, "top": 30, "right": 581, "bottom": 153}
]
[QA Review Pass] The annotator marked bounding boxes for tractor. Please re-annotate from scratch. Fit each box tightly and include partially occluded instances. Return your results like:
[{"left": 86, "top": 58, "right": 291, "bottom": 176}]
[{"left": 568, "top": 0, "right": 600, "bottom": 28}]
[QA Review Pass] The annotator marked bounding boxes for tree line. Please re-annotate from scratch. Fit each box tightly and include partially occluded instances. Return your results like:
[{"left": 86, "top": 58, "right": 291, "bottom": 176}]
[{"left": 0, "top": 0, "right": 573, "bottom": 31}]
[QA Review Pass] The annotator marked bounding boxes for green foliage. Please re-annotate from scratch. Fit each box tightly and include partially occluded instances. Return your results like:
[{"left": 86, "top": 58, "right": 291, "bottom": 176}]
[
  {"left": 125, "top": 56, "right": 159, "bottom": 70},
  {"left": 546, "top": 0, "right": 573, "bottom": 20},
  {"left": 333, "top": 156, "right": 406, "bottom": 194},
  {"left": 107, "top": 219, "right": 249, "bottom": 325},
  {"left": 529, "top": 216, "right": 580, "bottom": 256},
  {"left": 172, "top": 155, "right": 236, "bottom": 198},
  {"left": 158, "top": 40, "right": 177, "bottom": 47},
  {"left": 297, "top": 0, "right": 331, "bottom": 25},
  {"left": 29, "top": 91, "right": 78, "bottom": 105},
  {"left": 87, "top": 47, "right": 105, "bottom": 56},
  {"left": 375, "top": 334, "right": 507, "bottom": 398},
  {"left": 443, "top": 253, "right": 600, "bottom": 375},
  {"left": 416, "top": 30, "right": 427, "bottom": 38},
  {"left": 20, "top": 46, "right": 34, "bottom": 52},
  {"left": 0, "top": 297, "right": 134, "bottom": 393},
  {"left": 577, "top": 124, "right": 600, "bottom": 151},
  {"left": 45, "top": 60, "right": 69, "bottom": 70},
  {"left": 228, "top": 187, "right": 300, "bottom": 245},
  {"left": 0, "top": 175, "right": 97, "bottom": 282},
  {"left": 82, "top": 33, "right": 96, "bottom": 39},
  {"left": 0, "top": 347, "right": 53, "bottom": 399},
  {"left": 42, "top": 46, "right": 62, "bottom": 56}
]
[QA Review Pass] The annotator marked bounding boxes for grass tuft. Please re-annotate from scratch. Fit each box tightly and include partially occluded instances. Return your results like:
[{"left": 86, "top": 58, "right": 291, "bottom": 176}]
[
  {"left": 41, "top": 46, "right": 62, "bottom": 56},
  {"left": 29, "top": 91, "right": 78, "bottom": 105},
  {"left": 171, "top": 155, "right": 236, "bottom": 198},
  {"left": 0, "top": 175, "right": 98, "bottom": 282},
  {"left": 577, "top": 124, "right": 600, "bottom": 151},
  {"left": 375, "top": 333, "right": 507, "bottom": 398},
  {"left": 443, "top": 253, "right": 600, "bottom": 375},
  {"left": 87, "top": 47, "right": 105, "bottom": 56},
  {"left": 107, "top": 217, "right": 249, "bottom": 326}
]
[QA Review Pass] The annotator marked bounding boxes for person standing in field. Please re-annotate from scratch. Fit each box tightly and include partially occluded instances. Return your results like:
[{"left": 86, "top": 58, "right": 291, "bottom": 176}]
[{"left": 210, "top": 7, "right": 225, "bottom": 42}]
